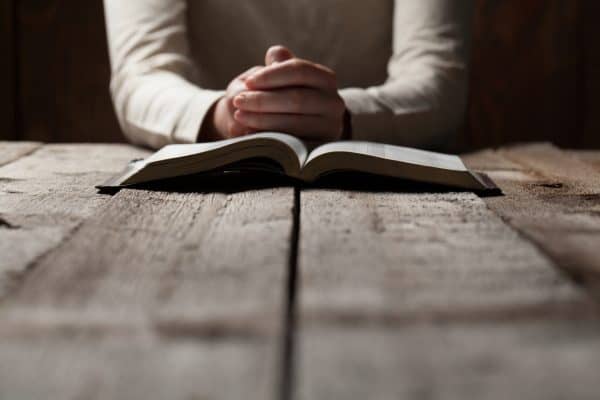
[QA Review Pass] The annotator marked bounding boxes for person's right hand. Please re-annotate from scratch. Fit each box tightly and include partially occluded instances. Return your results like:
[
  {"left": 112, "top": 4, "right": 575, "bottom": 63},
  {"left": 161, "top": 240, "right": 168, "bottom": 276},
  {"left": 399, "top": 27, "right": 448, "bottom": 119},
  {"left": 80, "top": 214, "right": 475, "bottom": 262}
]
[
  {"left": 202, "top": 65, "right": 263, "bottom": 140},
  {"left": 201, "top": 46, "right": 295, "bottom": 141}
]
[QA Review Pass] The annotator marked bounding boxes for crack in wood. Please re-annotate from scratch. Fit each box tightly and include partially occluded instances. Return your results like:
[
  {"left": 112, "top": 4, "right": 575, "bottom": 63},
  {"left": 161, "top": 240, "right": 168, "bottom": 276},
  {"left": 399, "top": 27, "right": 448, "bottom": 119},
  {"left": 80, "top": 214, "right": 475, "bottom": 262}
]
[
  {"left": 0, "top": 216, "right": 20, "bottom": 229},
  {"left": 0, "top": 143, "right": 42, "bottom": 168},
  {"left": 0, "top": 219, "right": 87, "bottom": 304},
  {"left": 279, "top": 186, "right": 300, "bottom": 400}
]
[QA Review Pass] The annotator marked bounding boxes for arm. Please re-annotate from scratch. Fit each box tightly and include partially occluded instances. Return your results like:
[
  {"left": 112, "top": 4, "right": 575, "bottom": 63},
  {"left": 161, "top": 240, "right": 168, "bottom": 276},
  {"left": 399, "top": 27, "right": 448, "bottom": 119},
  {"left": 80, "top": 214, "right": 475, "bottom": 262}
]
[
  {"left": 340, "top": 0, "right": 474, "bottom": 149},
  {"left": 103, "top": 0, "right": 224, "bottom": 148}
]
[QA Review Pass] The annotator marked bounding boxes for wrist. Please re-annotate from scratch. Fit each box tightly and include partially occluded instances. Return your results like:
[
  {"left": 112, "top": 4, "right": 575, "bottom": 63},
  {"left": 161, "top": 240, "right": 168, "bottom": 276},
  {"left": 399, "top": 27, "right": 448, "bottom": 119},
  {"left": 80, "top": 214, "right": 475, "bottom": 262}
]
[{"left": 198, "top": 97, "right": 227, "bottom": 142}]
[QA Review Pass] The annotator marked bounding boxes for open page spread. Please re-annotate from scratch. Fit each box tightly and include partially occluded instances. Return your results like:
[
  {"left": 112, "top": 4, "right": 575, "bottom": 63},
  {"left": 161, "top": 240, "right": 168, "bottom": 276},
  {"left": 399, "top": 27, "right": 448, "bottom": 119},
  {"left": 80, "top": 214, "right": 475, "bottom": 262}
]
[{"left": 97, "top": 132, "right": 499, "bottom": 192}]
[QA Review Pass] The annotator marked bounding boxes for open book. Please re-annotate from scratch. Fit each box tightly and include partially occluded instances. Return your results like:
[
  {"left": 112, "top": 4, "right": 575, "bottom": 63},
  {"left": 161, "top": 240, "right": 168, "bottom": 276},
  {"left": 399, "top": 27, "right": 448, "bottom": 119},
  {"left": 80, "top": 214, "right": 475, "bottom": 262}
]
[{"left": 98, "top": 133, "right": 498, "bottom": 191}]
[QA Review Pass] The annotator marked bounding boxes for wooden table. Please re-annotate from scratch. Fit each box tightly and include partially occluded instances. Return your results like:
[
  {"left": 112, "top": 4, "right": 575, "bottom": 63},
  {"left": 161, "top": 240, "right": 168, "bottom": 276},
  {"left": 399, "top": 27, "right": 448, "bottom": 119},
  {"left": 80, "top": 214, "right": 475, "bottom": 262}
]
[{"left": 1, "top": 142, "right": 599, "bottom": 399}]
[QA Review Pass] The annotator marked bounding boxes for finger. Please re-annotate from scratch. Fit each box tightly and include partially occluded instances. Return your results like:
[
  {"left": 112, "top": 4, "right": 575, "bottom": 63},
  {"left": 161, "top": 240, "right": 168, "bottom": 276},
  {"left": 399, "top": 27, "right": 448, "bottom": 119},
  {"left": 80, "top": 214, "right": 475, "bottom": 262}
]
[
  {"left": 233, "top": 110, "right": 341, "bottom": 140},
  {"left": 265, "top": 45, "right": 294, "bottom": 66},
  {"left": 229, "top": 66, "right": 264, "bottom": 97},
  {"left": 233, "top": 89, "right": 343, "bottom": 116},
  {"left": 238, "top": 65, "right": 264, "bottom": 81},
  {"left": 245, "top": 59, "right": 337, "bottom": 91},
  {"left": 227, "top": 119, "right": 254, "bottom": 138}
]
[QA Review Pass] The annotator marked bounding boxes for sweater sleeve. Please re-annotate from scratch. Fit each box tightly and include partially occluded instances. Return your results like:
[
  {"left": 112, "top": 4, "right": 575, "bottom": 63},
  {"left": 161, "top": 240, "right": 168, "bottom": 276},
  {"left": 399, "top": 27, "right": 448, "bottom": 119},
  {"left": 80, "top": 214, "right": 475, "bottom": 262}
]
[
  {"left": 103, "top": 0, "right": 224, "bottom": 148},
  {"left": 339, "top": 0, "right": 473, "bottom": 149}
]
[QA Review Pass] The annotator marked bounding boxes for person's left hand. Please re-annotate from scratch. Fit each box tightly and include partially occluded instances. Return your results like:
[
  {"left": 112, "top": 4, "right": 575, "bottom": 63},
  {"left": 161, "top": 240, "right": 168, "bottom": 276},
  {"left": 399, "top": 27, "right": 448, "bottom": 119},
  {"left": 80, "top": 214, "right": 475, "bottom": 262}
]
[{"left": 233, "top": 45, "right": 347, "bottom": 141}]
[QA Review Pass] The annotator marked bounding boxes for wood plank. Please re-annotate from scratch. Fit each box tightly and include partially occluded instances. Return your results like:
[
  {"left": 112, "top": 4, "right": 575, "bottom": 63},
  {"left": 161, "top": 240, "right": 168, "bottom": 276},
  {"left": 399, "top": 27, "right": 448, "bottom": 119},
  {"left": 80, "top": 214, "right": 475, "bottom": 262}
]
[
  {"left": 570, "top": 150, "right": 600, "bottom": 173},
  {"left": 0, "top": 141, "right": 42, "bottom": 167},
  {"left": 299, "top": 319, "right": 600, "bottom": 400},
  {"left": 0, "top": 149, "right": 295, "bottom": 398},
  {"left": 0, "top": 144, "right": 149, "bottom": 298},
  {"left": 583, "top": 1, "right": 600, "bottom": 148},
  {"left": 295, "top": 185, "right": 597, "bottom": 398},
  {"left": 298, "top": 190, "right": 585, "bottom": 319},
  {"left": 464, "top": 144, "right": 600, "bottom": 289},
  {"left": 0, "top": 331, "right": 276, "bottom": 400},
  {"left": 0, "top": 0, "right": 16, "bottom": 140},
  {"left": 17, "top": 0, "right": 122, "bottom": 142},
  {"left": 5, "top": 186, "right": 293, "bottom": 326},
  {"left": 466, "top": 0, "right": 581, "bottom": 149}
]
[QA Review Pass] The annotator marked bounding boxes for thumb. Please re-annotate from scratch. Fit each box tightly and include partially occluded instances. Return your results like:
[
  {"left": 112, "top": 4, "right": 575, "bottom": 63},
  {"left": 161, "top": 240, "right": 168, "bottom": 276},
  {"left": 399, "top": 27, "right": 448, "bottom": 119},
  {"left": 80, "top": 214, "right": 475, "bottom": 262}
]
[{"left": 265, "top": 45, "right": 294, "bottom": 66}]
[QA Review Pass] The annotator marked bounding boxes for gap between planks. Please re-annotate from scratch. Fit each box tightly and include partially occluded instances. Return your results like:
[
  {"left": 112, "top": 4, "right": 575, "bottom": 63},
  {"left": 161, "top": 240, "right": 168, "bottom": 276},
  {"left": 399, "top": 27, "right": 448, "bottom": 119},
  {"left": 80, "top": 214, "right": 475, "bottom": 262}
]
[
  {"left": 279, "top": 186, "right": 300, "bottom": 400},
  {"left": 293, "top": 144, "right": 600, "bottom": 399},
  {"left": 0, "top": 144, "right": 297, "bottom": 400}
]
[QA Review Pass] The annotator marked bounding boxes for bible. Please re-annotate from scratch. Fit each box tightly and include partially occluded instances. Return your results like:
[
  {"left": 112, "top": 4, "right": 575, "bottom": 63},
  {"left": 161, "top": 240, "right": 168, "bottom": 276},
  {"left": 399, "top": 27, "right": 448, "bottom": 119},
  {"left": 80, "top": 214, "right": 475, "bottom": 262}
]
[{"left": 97, "top": 133, "right": 499, "bottom": 192}]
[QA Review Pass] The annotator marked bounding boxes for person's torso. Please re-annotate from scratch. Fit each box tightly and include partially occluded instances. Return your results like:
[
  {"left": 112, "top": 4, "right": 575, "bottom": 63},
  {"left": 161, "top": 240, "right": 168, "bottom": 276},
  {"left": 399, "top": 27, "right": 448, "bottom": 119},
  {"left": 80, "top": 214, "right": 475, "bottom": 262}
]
[{"left": 187, "top": 0, "right": 394, "bottom": 89}]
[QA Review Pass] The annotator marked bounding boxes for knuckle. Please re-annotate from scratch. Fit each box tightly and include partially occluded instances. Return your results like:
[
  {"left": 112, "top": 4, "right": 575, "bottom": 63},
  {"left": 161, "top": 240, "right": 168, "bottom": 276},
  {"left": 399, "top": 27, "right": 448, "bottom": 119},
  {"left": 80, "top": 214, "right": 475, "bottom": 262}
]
[
  {"left": 289, "top": 59, "right": 308, "bottom": 76},
  {"left": 289, "top": 58, "right": 305, "bottom": 69}
]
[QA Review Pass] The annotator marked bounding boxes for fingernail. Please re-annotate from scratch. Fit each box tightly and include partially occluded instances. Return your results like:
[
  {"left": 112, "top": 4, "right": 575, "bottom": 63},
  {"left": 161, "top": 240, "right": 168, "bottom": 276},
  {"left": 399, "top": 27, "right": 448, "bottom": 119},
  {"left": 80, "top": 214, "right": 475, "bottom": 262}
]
[{"left": 234, "top": 110, "right": 243, "bottom": 120}]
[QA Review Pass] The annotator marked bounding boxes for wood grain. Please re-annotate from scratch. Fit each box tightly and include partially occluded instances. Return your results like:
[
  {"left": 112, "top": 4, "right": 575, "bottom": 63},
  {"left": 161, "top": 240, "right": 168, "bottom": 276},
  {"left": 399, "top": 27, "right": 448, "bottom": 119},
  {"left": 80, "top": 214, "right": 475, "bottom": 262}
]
[
  {"left": 467, "top": 0, "right": 582, "bottom": 149},
  {"left": 0, "top": 0, "right": 16, "bottom": 140},
  {"left": 298, "top": 190, "right": 584, "bottom": 320},
  {"left": 570, "top": 150, "right": 600, "bottom": 173},
  {"left": 0, "top": 332, "right": 278, "bottom": 400},
  {"left": 0, "top": 144, "right": 148, "bottom": 298},
  {"left": 583, "top": 1, "right": 600, "bottom": 148},
  {"left": 299, "top": 319, "right": 600, "bottom": 400},
  {"left": 0, "top": 145, "right": 296, "bottom": 399},
  {"left": 464, "top": 144, "right": 600, "bottom": 290},
  {"left": 10, "top": 0, "right": 599, "bottom": 149},
  {"left": 295, "top": 183, "right": 596, "bottom": 398},
  {"left": 0, "top": 141, "right": 41, "bottom": 167},
  {"left": 17, "top": 0, "right": 122, "bottom": 142}
]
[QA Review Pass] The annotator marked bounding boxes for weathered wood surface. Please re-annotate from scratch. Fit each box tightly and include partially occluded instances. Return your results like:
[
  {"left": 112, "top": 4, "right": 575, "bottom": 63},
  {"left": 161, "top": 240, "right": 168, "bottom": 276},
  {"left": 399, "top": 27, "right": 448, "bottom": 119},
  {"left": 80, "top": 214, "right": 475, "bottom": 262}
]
[
  {"left": 0, "top": 141, "right": 41, "bottom": 166},
  {"left": 463, "top": 144, "right": 600, "bottom": 291},
  {"left": 2, "top": 142, "right": 600, "bottom": 399},
  {"left": 466, "top": 0, "right": 597, "bottom": 149},
  {"left": 17, "top": 0, "right": 122, "bottom": 143},
  {"left": 571, "top": 150, "right": 600, "bottom": 173},
  {"left": 0, "top": 143, "right": 148, "bottom": 296},
  {"left": 0, "top": 143, "right": 295, "bottom": 399},
  {"left": 296, "top": 144, "right": 600, "bottom": 399},
  {"left": 10, "top": 0, "right": 600, "bottom": 149},
  {"left": 0, "top": 0, "right": 16, "bottom": 141},
  {"left": 583, "top": 1, "right": 600, "bottom": 148}
]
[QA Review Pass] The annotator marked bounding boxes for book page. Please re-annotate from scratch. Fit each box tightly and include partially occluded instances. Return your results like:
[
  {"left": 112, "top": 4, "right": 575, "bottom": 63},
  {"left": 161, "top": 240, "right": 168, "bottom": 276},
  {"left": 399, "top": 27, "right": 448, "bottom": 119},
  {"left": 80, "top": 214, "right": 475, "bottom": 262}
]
[
  {"left": 305, "top": 141, "right": 467, "bottom": 171},
  {"left": 145, "top": 132, "right": 308, "bottom": 167}
]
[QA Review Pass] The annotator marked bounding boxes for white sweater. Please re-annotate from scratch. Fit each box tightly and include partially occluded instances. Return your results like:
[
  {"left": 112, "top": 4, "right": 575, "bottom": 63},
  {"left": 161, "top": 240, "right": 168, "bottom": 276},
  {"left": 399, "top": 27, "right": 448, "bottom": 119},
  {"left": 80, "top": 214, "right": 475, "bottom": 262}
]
[{"left": 103, "top": 0, "right": 473, "bottom": 149}]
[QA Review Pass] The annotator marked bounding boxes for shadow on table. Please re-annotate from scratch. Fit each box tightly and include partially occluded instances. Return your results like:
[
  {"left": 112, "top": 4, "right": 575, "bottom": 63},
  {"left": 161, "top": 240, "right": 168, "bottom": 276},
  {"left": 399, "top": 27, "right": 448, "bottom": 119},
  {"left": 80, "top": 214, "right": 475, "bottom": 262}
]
[
  {"left": 310, "top": 172, "right": 499, "bottom": 196},
  {"left": 102, "top": 170, "right": 499, "bottom": 197}
]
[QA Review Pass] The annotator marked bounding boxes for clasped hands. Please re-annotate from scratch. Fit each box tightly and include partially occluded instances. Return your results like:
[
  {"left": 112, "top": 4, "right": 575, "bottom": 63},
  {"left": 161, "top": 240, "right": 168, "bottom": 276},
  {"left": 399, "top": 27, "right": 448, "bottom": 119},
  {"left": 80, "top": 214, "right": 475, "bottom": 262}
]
[{"left": 204, "top": 45, "right": 347, "bottom": 142}]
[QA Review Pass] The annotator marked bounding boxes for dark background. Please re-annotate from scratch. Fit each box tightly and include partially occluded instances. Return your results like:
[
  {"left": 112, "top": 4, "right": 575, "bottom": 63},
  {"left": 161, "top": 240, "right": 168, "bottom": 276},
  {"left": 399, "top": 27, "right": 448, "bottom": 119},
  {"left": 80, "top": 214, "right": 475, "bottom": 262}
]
[{"left": 1, "top": 0, "right": 599, "bottom": 149}]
